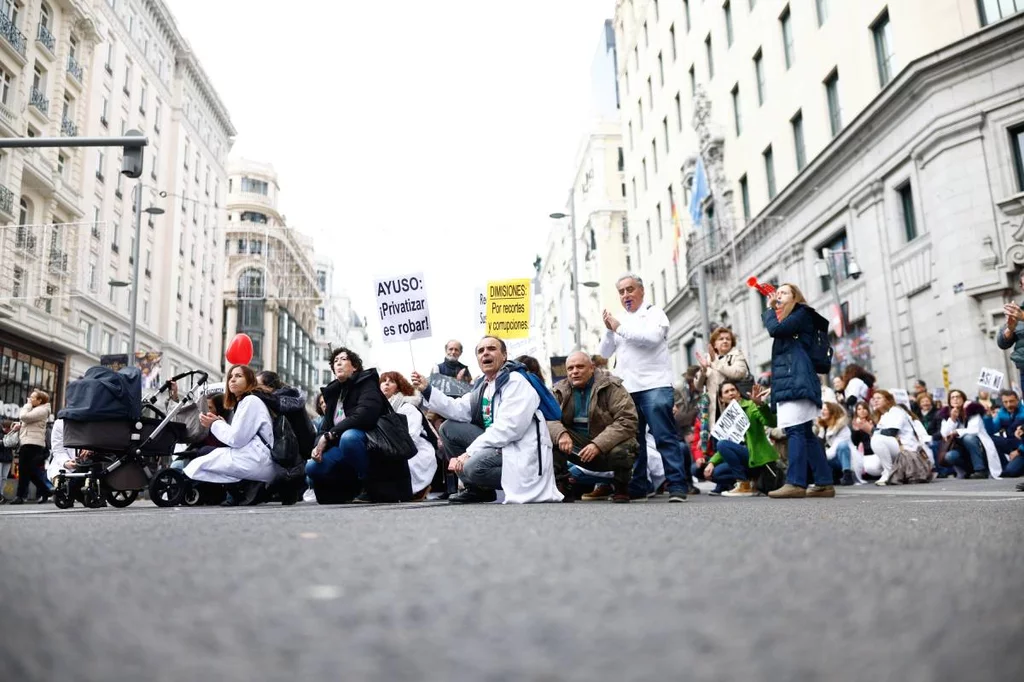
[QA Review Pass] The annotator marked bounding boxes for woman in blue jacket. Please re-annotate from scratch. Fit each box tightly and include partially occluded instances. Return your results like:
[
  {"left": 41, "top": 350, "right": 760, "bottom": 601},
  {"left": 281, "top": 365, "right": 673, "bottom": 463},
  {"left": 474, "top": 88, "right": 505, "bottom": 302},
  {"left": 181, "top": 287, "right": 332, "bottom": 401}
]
[{"left": 761, "top": 283, "right": 835, "bottom": 499}]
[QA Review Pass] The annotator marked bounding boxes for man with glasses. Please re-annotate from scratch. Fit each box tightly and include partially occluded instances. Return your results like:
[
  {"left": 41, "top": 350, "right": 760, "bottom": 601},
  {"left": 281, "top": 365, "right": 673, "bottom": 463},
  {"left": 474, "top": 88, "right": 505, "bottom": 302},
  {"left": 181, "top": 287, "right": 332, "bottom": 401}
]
[{"left": 432, "top": 340, "right": 472, "bottom": 383}]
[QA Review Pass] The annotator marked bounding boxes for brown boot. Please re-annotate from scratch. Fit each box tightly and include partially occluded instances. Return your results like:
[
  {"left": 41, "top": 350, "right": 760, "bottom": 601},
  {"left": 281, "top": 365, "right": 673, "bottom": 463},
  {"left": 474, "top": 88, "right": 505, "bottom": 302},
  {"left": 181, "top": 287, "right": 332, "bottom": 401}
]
[
  {"left": 768, "top": 483, "right": 806, "bottom": 499},
  {"left": 806, "top": 485, "right": 836, "bottom": 498},
  {"left": 581, "top": 483, "right": 613, "bottom": 501},
  {"left": 722, "top": 480, "right": 757, "bottom": 497}
]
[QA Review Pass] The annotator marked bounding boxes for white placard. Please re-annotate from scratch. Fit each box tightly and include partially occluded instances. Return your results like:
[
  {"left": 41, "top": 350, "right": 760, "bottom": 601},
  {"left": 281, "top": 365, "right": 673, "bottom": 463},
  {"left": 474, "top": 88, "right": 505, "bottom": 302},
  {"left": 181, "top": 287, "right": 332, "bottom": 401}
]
[
  {"left": 931, "top": 387, "right": 947, "bottom": 403},
  {"left": 475, "top": 287, "right": 487, "bottom": 328},
  {"left": 977, "top": 367, "right": 1004, "bottom": 392},
  {"left": 710, "top": 400, "right": 751, "bottom": 444},
  {"left": 375, "top": 273, "right": 432, "bottom": 343},
  {"left": 890, "top": 388, "right": 911, "bottom": 408}
]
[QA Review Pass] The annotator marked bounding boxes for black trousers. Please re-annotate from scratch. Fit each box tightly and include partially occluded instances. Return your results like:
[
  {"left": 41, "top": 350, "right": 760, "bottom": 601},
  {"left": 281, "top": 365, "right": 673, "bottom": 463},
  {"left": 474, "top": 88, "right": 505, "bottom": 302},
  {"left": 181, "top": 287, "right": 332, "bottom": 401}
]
[{"left": 16, "top": 444, "right": 51, "bottom": 498}]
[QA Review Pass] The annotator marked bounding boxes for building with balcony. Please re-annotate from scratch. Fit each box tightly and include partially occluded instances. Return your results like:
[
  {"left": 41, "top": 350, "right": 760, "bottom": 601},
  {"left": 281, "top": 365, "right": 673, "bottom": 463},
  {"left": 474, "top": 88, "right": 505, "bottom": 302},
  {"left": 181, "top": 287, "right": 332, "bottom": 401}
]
[
  {"left": 0, "top": 0, "right": 235, "bottom": 412},
  {"left": 614, "top": 0, "right": 1024, "bottom": 390},
  {"left": 537, "top": 21, "right": 630, "bottom": 368},
  {"left": 223, "top": 159, "right": 322, "bottom": 401}
]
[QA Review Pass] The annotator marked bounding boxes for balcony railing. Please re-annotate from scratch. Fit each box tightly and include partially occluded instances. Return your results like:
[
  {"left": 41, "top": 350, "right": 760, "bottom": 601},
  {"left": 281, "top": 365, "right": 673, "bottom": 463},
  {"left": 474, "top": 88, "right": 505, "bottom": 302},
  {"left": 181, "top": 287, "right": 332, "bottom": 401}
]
[
  {"left": 0, "top": 184, "right": 13, "bottom": 215},
  {"left": 67, "top": 55, "right": 83, "bottom": 82},
  {"left": 15, "top": 229, "right": 37, "bottom": 252},
  {"left": 29, "top": 87, "right": 49, "bottom": 115},
  {"left": 48, "top": 250, "right": 67, "bottom": 273},
  {"left": 60, "top": 116, "right": 77, "bottom": 136},
  {"left": 36, "top": 22, "right": 54, "bottom": 53},
  {"left": 0, "top": 15, "right": 26, "bottom": 57}
]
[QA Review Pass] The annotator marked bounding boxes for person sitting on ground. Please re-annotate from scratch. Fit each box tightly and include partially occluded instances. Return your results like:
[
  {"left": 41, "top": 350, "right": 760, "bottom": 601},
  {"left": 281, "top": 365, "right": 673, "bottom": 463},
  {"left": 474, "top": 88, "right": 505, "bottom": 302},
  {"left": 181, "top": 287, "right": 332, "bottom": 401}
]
[
  {"left": 915, "top": 393, "right": 949, "bottom": 477},
  {"left": 866, "top": 391, "right": 931, "bottom": 486},
  {"left": 256, "top": 370, "right": 316, "bottom": 461},
  {"left": 834, "top": 364, "right": 875, "bottom": 411},
  {"left": 377, "top": 371, "right": 438, "bottom": 502},
  {"left": 850, "top": 400, "right": 875, "bottom": 458},
  {"left": 940, "top": 390, "right": 1001, "bottom": 479},
  {"left": 548, "top": 351, "right": 638, "bottom": 503},
  {"left": 410, "top": 336, "right": 562, "bottom": 504},
  {"left": 306, "top": 347, "right": 388, "bottom": 503},
  {"left": 701, "top": 382, "right": 779, "bottom": 497},
  {"left": 184, "top": 365, "right": 282, "bottom": 505},
  {"left": 515, "top": 355, "right": 545, "bottom": 384},
  {"left": 694, "top": 327, "right": 750, "bottom": 430},
  {"left": 984, "top": 388, "right": 1024, "bottom": 460},
  {"left": 817, "top": 402, "right": 855, "bottom": 486},
  {"left": 313, "top": 395, "right": 327, "bottom": 432},
  {"left": 432, "top": 339, "right": 473, "bottom": 383}
]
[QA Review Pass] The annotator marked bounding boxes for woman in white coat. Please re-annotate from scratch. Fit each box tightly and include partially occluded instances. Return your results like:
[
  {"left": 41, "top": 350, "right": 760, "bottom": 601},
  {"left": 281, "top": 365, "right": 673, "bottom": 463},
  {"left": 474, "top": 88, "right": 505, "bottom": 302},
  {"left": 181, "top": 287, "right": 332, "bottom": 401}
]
[
  {"left": 379, "top": 371, "right": 437, "bottom": 501},
  {"left": 184, "top": 365, "right": 281, "bottom": 489},
  {"left": 866, "top": 391, "right": 921, "bottom": 485}
]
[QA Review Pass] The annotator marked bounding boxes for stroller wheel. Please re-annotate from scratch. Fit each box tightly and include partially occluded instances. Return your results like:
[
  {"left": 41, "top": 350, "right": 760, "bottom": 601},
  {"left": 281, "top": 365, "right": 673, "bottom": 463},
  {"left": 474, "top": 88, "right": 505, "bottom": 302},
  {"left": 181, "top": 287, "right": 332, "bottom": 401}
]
[
  {"left": 104, "top": 488, "right": 138, "bottom": 508},
  {"left": 53, "top": 480, "right": 74, "bottom": 509},
  {"left": 82, "top": 478, "right": 105, "bottom": 509},
  {"left": 184, "top": 486, "right": 202, "bottom": 506},
  {"left": 149, "top": 468, "right": 188, "bottom": 507}
]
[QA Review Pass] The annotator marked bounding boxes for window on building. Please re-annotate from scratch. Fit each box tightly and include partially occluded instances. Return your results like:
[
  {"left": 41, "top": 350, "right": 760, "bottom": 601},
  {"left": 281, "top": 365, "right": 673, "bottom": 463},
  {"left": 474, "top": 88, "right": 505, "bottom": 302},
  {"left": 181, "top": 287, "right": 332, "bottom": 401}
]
[
  {"left": 818, "top": 230, "right": 849, "bottom": 293},
  {"left": 643, "top": 20, "right": 649, "bottom": 46},
  {"left": 705, "top": 34, "right": 714, "bottom": 79},
  {"left": 240, "top": 211, "right": 269, "bottom": 224},
  {"left": 684, "top": 0, "right": 691, "bottom": 31},
  {"left": 637, "top": 98, "right": 643, "bottom": 128},
  {"left": 731, "top": 84, "right": 742, "bottom": 135},
  {"left": 631, "top": 177, "right": 637, "bottom": 207},
  {"left": 689, "top": 64, "right": 696, "bottom": 97},
  {"left": 123, "top": 59, "right": 132, "bottom": 93},
  {"left": 764, "top": 145, "right": 777, "bottom": 200},
  {"left": 646, "top": 219, "right": 653, "bottom": 253},
  {"left": 238, "top": 268, "right": 265, "bottom": 299},
  {"left": 656, "top": 203, "right": 663, "bottom": 239},
  {"left": 240, "top": 177, "right": 269, "bottom": 194},
  {"left": 651, "top": 139, "right": 658, "bottom": 173},
  {"left": 724, "top": 1, "right": 734, "bottom": 46},
  {"left": 0, "top": 67, "right": 13, "bottom": 107},
  {"left": 105, "top": 40, "right": 114, "bottom": 73},
  {"left": 739, "top": 174, "right": 751, "bottom": 222},
  {"left": 754, "top": 49, "right": 766, "bottom": 105},
  {"left": 978, "top": 0, "right": 1024, "bottom": 26},
  {"left": 657, "top": 52, "right": 664, "bottom": 85},
  {"left": 816, "top": 0, "right": 829, "bottom": 25},
  {"left": 669, "top": 23, "right": 677, "bottom": 60},
  {"left": 897, "top": 182, "right": 918, "bottom": 242},
  {"left": 642, "top": 158, "right": 648, "bottom": 190},
  {"left": 792, "top": 110, "right": 806, "bottom": 171},
  {"left": 652, "top": 0, "right": 659, "bottom": 20},
  {"left": 780, "top": 5, "right": 794, "bottom": 69},
  {"left": 617, "top": 147, "right": 625, "bottom": 172},
  {"left": 1010, "top": 124, "right": 1024, "bottom": 191},
  {"left": 872, "top": 9, "right": 896, "bottom": 87},
  {"left": 628, "top": 120, "right": 633, "bottom": 150},
  {"left": 675, "top": 92, "right": 682, "bottom": 130},
  {"left": 139, "top": 79, "right": 147, "bottom": 113},
  {"left": 825, "top": 69, "right": 842, "bottom": 137},
  {"left": 647, "top": 77, "right": 653, "bottom": 108},
  {"left": 95, "top": 150, "right": 104, "bottom": 180}
]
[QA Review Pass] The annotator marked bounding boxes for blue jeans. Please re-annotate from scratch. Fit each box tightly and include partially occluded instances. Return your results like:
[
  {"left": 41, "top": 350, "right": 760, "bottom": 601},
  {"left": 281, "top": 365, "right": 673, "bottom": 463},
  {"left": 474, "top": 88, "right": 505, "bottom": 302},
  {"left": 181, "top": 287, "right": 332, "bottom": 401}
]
[
  {"left": 785, "top": 421, "right": 832, "bottom": 487},
  {"left": 715, "top": 440, "right": 750, "bottom": 481},
  {"left": 305, "top": 429, "right": 368, "bottom": 500},
  {"left": 946, "top": 434, "right": 988, "bottom": 475},
  {"left": 630, "top": 387, "right": 687, "bottom": 495},
  {"left": 827, "top": 442, "right": 852, "bottom": 476},
  {"left": 709, "top": 461, "right": 743, "bottom": 488},
  {"left": 1003, "top": 454, "right": 1024, "bottom": 477}
]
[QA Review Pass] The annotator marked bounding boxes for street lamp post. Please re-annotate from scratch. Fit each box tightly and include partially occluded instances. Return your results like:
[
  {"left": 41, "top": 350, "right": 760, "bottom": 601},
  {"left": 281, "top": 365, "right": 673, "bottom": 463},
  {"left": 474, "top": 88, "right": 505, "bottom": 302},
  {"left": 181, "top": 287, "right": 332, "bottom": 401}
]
[
  {"left": 120, "top": 183, "right": 164, "bottom": 362},
  {"left": 550, "top": 187, "right": 581, "bottom": 350},
  {"left": 813, "top": 247, "right": 862, "bottom": 342}
]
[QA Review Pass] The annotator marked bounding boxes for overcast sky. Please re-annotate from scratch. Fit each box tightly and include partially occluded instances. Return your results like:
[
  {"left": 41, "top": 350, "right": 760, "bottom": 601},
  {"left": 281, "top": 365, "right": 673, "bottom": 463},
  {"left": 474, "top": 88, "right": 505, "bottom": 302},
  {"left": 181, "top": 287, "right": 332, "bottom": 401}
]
[{"left": 168, "top": 0, "right": 615, "bottom": 375}]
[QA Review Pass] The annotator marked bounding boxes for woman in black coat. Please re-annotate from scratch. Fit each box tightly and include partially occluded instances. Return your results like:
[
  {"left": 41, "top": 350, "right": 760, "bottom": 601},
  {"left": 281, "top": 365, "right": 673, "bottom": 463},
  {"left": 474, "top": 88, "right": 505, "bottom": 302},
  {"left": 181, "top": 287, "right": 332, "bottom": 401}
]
[{"left": 762, "top": 283, "right": 835, "bottom": 499}]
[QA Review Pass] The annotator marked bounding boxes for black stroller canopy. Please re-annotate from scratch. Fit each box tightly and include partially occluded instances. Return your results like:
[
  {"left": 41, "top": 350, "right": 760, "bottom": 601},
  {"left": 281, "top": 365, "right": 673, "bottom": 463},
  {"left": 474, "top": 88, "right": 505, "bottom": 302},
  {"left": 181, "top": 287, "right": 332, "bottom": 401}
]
[{"left": 59, "top": 366, "right": 143, "bottom": 422}]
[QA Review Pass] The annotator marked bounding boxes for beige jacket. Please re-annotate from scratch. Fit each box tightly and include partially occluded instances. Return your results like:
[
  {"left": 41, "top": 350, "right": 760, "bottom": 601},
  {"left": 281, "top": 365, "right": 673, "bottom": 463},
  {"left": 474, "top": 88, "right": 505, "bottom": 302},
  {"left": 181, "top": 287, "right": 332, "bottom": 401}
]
[
  {"left": 19, "top": 402, "right": 51, "bottom": 447},
  {"left": 695, "top": 347, "right": 750, "bottom": 428}
]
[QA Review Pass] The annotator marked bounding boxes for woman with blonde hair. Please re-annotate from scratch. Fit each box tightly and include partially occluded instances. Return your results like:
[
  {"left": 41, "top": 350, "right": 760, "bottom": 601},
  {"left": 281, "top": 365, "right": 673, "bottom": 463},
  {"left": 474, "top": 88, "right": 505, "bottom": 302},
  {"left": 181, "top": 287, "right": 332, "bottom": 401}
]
[
  {"left": 817, "top": 402, "right": 856, "bottom": 486},
  {"left": 866, "top": 390, "right": 932, "bottom": 485},
  {"left": 761, "top": 283, "right": 835, "bottom": 499},
  {"left": 694, "top": 326, "right": 750, "bottom": 429}
]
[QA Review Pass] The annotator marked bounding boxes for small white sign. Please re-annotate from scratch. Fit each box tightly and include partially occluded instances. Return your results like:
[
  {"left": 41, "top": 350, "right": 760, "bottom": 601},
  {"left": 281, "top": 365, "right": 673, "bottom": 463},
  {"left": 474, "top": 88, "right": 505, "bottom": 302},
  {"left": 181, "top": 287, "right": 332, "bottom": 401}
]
[
  {"left": 475, "top": 287, "right": 487, "bottom": 328},
  {"left": 891, "top": 388, "right": 911, "bottom": 408},
  {"left": 977, "top": 367, "right": 1005, "bottom": 392},
  {"left": 711, "top": 400, "right": 751, "bottom": 444},
  {"left": 375, "top": 273, "right": 432, "bottom": 343},
  {"left": 932, "top": 387, "right": 947, "bottom": 403}
]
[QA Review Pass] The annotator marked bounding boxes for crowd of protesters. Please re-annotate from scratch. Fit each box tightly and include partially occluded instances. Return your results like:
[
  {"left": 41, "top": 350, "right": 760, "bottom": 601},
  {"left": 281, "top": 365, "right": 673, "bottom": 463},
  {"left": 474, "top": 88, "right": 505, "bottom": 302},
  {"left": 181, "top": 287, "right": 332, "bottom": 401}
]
[{"left": 4, "top": 271, "right": 1024, "bottom": 507}]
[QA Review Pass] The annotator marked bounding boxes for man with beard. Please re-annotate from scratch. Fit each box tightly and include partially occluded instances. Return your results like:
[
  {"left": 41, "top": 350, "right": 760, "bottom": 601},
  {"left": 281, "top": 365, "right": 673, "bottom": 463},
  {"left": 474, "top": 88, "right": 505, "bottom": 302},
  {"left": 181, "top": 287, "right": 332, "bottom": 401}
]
[{"left": 431, "top": 339, "right": 472, "bottom": 383}]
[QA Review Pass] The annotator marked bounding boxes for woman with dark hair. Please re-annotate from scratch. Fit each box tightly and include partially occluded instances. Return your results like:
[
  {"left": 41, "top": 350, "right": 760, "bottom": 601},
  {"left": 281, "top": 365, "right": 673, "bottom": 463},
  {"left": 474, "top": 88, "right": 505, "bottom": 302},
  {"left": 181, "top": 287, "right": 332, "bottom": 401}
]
[
  {"left": 307, "top": 347, "right": 388, "bottom": 503},
  {"left": 515, "top": 355, "right": 544, "bottom": 383},
  {"left": 184, "top": 365, "right": 281, "bottom": 489},
  {"left": 701, "top": 381, "right": 778, "bottom": 496},
  {"left": 378, "top": 371, "right": 438, "bottom": 501},
  {"left": 762, "top": 283, "right": 835, "bottom": 499},
  {"left": 256, "top": 369, "right": 316, "bottom": 460},
  {"left": 834, "top": 364, "right": 875, "bottom": 409},
  {"left": 940, "top": 389, "right": 1001, "bottom": 478}
]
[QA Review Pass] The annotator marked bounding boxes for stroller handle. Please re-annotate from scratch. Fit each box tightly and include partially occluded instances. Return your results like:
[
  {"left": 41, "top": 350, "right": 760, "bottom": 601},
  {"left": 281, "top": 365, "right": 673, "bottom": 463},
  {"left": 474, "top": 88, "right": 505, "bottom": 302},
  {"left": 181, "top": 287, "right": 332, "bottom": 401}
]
[{"left": 161, "top": 370, "right": 209, "bottom": 391}]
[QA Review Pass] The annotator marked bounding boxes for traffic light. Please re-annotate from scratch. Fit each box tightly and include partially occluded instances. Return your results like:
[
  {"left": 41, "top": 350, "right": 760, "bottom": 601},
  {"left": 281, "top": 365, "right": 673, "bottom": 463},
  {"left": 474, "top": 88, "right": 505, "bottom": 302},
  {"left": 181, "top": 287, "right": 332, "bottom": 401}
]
[{"left": 121, "top": 129, "right": 145, "bottom": 179}]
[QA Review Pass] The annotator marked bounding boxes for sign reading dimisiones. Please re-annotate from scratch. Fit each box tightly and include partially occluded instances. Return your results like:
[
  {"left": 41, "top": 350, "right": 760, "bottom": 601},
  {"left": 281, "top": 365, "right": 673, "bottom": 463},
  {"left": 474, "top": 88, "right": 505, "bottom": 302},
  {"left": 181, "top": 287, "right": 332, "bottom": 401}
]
[{"left": 485, "top": 279, "right": 531, "bottom": 340}]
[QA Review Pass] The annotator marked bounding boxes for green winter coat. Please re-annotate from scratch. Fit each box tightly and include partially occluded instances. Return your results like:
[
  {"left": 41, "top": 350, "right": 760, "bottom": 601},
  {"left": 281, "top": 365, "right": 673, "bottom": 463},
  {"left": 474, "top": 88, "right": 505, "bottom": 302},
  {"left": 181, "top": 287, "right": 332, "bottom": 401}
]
[{"left": 709, "top": 398, "right": 779, "bottom": 469}]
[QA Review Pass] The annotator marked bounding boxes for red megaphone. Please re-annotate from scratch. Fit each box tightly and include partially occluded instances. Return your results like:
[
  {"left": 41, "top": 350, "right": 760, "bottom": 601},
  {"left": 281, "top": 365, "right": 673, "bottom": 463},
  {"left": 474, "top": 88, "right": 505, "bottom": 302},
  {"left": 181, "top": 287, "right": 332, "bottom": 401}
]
[{"left": 746, "top": 277, "right": 776, "bottom": 297}]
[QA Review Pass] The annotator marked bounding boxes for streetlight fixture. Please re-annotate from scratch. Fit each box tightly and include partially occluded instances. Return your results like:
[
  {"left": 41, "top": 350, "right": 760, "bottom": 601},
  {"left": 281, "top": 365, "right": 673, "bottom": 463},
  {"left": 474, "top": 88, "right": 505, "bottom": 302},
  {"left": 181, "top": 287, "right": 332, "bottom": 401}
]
[
  {"left": 124, "top": 182, "right": 165, "bottom": 363},
  {"left": 549, "top": 190, "right": 582, "bottom": 350},
  {"left": 814, "top": 247, "right": 861, "bottom": 340}
]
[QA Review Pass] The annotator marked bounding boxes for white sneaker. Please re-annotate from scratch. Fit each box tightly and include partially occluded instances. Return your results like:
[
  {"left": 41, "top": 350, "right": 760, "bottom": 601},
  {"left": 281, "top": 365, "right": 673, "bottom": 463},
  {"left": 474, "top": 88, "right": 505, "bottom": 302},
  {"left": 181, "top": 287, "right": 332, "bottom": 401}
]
[
  {"left": 302, "top": 488, "right": 317, "bottom": 503},
  {"left": 875, "top": 472, "right": 891, "bottom": 487}
]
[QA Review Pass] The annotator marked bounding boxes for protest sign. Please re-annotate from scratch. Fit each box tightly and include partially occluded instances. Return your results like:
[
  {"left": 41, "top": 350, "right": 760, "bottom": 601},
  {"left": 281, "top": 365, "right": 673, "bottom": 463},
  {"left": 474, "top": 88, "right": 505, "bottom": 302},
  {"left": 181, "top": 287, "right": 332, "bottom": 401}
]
[
  {"left": 375, "top": 273, "right": 432, "bottom": 343},
  {"left": 428, "top": 373, "right": 472, "bottom": 398},
  {"left": 475, "top": 288, "right": 487, "bottom": 328},
  {"left": 710, "top": 400, "right": 751, "bottom": 444},
  {"left": 977, "top": 367, "right": 1004, "bottom": 392},
  {"left": 932, "top": 387, "right": 947, "bottom": 403},
  {"left": 890, "top": 388, "right": 911, "bottom": 408},
  {"left": 485, "top": 279, "right": 531, "bottom": 339}
]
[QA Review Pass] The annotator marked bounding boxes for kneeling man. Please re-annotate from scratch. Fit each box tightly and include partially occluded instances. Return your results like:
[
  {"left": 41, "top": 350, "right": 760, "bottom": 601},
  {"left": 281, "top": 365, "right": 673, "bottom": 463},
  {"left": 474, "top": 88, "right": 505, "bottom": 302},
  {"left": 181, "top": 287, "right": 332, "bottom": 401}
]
[{"left": 550, "top": 352, "right": 638, "bottom": 503}]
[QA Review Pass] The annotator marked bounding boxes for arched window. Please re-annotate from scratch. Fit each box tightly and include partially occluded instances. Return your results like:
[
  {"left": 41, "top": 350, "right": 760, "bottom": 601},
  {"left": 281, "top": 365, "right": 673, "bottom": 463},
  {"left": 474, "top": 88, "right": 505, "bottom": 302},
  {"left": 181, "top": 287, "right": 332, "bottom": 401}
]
[{"left": 237, "top": 268, "right": 264, "bottom": 299}]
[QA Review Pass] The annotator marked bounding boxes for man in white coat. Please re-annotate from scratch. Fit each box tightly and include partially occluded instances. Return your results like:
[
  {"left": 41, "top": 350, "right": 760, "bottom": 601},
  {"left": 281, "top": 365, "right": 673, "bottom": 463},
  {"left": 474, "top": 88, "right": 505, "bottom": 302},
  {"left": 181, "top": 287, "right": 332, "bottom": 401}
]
[
  {"left": 411, "top": 336, "right": 562, "bottom": 504},
  {"left": 599, "top": 273, "right": 689, "bottom": 502}
]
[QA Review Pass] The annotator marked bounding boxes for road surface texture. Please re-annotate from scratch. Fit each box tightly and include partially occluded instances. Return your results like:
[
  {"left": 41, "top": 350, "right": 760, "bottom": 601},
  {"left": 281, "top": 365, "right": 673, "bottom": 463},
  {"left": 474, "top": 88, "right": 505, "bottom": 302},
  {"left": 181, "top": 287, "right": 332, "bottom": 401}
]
[{"left": 1, "top": 479, "right": 1022, "bottom": 682}]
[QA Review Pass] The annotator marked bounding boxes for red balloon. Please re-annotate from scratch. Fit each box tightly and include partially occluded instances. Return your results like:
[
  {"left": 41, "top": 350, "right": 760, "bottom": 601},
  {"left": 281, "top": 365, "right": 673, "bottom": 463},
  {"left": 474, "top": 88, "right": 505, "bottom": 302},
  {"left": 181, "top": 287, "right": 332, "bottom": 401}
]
[{"left": 225, "top": 333, "right": 254, "bottom": 366}]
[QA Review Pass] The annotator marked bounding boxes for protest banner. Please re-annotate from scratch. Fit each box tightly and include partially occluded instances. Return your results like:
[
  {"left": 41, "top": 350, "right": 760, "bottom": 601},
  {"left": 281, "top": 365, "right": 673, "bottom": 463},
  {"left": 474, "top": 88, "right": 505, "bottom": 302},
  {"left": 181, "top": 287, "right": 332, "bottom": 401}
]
[
  {"left": 977, "top": 367, "right": 1004, "bottom": 392},
  {"left": 710, "top": 400, "right": 751, "bottom": 444},
  {"left": 932, "top": 387, "right": 947, "bottom": 403},
  {"left": 485, "top": 279, "right": 531, "bottom": 339},
  {"left": 375, "top": 273, "right": 432, "bottom": 343},
  {"left": 475, "top": 288, "right": 487, "bottom": 328},
  {"left": 890, "top": 388, "right": 911, "bottom": 408}
]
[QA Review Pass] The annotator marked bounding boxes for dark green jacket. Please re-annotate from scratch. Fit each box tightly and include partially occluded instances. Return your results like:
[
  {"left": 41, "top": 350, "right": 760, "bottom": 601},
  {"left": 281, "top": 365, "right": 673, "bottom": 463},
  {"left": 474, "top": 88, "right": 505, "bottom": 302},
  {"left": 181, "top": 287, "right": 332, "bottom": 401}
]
[
  {"left": 996, "top": 324, "right": 1024, "bottom": 369},
  {"left": 709, "top": 399, "right": 779, "bottom": 469}
]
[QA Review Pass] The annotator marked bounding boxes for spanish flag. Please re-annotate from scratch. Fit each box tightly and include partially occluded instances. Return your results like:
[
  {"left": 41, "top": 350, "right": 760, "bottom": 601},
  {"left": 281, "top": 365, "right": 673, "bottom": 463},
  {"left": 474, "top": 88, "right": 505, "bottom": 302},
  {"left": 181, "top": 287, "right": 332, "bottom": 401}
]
[{"left": 670, "top": 199, "right": 683, "bottom": 264}]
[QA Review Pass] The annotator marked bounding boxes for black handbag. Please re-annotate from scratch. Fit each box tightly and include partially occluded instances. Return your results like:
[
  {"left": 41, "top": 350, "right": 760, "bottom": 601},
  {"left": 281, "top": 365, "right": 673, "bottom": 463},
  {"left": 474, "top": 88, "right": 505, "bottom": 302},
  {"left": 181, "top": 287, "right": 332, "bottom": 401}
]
[{"left": 364, "top": 405, "right": 418, "bottom": 461}]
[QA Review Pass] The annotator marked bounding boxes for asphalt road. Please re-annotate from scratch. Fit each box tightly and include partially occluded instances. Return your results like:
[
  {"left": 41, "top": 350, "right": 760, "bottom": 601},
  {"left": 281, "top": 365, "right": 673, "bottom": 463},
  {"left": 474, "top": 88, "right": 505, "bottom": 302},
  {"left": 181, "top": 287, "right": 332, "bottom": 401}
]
[{"left": 1, "top": 480, "right": 1022, "bottom": 682}]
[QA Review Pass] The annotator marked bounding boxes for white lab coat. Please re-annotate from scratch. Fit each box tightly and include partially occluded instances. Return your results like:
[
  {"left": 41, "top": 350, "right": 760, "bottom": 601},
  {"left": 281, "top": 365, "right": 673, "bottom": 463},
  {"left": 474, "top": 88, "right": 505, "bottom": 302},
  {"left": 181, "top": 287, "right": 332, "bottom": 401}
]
[
  {"left": 46, "top": 419, "right": 75, "bottom": 481},
  {"left": 424, "top": 372, "right": 561, "bottom": 503},
  {"left": 184, "top": 395, "right": 281, "bottom": 484},
  {"left": 941, "top": 413, "right": 1002, "bottom": 478},
  {"left": 393, "top": 400, "right": 438, "bottom": 495}
]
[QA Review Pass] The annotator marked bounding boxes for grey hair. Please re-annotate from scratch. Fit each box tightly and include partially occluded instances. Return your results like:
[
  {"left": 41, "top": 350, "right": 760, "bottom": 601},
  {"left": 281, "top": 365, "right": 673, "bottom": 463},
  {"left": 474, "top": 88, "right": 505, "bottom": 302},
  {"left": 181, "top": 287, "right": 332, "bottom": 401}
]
[{"left": 615, "top": 272, "right": 644, "bottom": 288}]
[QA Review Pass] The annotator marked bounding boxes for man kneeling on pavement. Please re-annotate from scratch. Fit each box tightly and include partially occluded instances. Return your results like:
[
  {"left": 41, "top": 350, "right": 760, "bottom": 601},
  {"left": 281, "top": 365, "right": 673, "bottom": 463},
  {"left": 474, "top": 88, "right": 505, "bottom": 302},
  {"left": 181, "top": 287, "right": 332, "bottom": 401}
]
[
  {"left": 549, "top": 351, "right": 638, "bottom": 503},
  {"left": 411, "top": 336, "right": 562, "bottom": 504}
]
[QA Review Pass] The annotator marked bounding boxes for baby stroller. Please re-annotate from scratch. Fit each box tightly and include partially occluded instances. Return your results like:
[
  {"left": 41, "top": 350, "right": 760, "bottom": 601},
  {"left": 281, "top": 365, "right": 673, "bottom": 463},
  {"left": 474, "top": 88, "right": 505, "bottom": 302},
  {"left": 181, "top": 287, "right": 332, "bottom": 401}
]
[{"left": 53, "top": 367, "right": 208, "bottom": 509}]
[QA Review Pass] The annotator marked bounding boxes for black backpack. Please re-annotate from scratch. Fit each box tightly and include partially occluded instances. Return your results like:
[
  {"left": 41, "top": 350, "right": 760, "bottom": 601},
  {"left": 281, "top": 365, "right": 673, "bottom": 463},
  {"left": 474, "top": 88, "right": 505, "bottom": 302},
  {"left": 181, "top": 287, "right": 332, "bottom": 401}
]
[
  {"left": 259, "top": 412, "right": 300, "bottom": 468},
  {"left": 808, "top": 311, "right": 834, "bottom": 374}
]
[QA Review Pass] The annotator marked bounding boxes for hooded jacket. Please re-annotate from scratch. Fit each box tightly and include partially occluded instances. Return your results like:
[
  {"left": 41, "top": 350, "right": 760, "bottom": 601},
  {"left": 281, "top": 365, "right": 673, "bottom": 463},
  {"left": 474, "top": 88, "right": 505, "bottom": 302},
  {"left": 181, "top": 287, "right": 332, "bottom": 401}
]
[
  {"left": 549, "top": 370, "right": 638, "bottom": 454},
  {"left": 762, "top": 303, "right": 828, "bottom": 409}
]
